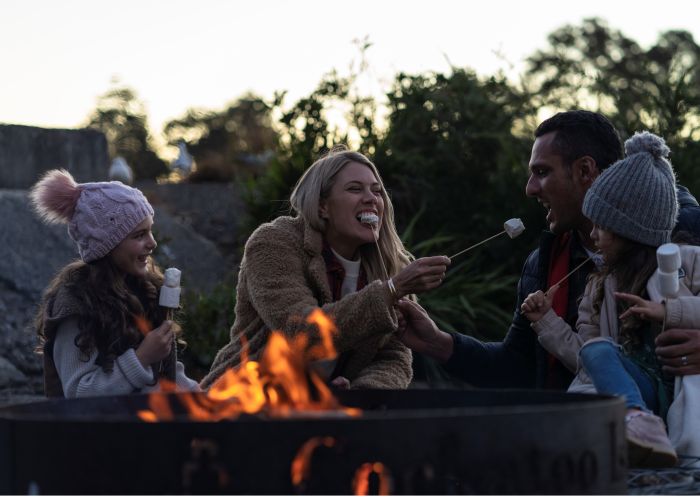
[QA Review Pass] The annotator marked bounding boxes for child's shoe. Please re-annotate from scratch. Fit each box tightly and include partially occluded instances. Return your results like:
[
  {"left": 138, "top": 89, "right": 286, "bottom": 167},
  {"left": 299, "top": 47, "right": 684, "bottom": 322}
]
[{"left": 626, "top": 411, "right": 678, "bottom": 468}]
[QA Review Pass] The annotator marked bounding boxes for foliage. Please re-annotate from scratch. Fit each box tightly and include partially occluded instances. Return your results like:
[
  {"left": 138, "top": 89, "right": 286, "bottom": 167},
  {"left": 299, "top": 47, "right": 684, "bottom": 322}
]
[
  {"left": 178, "top": 278, "right": 237, "bottom": 381},
  {"left": 86, "top": 84, "right": 168, "bottom": 180},
  {"left": 402, "top": 208, "right": 519, "bottom": 340},
  {"left": 375, "top": 69, "right": 541, "bottom": 276},
  {"left": 163, "top": 94, "right": 278, "bottom": 182},
  {"left": 526, "top": 18, "right": 700, "bottom": 192},
  {"left": 241, "top": 64, "right": 381, "bottom": 234}
]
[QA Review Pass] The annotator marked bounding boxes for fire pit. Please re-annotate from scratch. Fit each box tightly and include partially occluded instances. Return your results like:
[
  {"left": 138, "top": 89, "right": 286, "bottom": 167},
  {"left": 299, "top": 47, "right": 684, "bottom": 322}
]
[{"left": 0, "top": 388, "right": 626, "bottom": 494}]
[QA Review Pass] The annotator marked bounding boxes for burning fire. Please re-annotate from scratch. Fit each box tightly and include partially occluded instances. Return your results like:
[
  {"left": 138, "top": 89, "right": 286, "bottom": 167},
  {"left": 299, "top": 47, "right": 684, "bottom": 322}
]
[
  {"left": 290, "top": 436, "right": 336, "bottom": 487},
  {"left": 353, "top": 462, "right": 392, "bottom": 495},
  {"left": 138, "top": 309, "right": 360, "bottom": 421}
]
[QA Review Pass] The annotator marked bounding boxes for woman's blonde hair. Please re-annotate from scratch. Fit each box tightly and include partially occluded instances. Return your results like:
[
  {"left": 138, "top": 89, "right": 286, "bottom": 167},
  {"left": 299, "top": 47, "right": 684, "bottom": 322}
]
[{"left": 290, "top": 146, "right": 413, "bottom": 281}]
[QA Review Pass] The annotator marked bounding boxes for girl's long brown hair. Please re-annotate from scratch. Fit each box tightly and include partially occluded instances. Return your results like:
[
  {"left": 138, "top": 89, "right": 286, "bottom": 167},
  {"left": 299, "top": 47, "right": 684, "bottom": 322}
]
[
  {"left": 590, "top": 237, "right": 658, "bottom": 347},
  {"left": 35, "top": 257, "right": 169, "bottom": 371}
]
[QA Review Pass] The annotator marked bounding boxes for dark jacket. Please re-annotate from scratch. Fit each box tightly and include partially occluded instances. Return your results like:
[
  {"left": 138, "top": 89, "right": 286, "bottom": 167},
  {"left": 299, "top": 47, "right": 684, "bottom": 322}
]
[
  {"left": 444, "top": 230, "right": 593, "bottom": 389},
  {"left": 443, "top": 184, "right": 700, "bottom": 390},
  {"left": 677, "top": 185, "right": 700, "bottom": 239}
]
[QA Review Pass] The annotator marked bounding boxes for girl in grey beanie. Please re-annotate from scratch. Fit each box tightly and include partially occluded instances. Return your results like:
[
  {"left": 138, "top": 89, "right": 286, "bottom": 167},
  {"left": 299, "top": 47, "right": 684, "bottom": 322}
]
[{"left": 521, "top": 132, "right": 700, "bottom": 468}]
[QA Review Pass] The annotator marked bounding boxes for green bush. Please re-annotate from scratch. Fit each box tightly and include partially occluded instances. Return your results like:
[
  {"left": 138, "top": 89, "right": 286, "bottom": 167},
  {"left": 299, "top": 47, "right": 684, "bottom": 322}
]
[{"left": 178, "top": 278, "right": 237, "bottom": 380}]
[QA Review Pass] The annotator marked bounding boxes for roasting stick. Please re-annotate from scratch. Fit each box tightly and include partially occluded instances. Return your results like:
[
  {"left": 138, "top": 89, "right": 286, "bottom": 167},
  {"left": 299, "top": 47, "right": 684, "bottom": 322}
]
[
  {"left": 159, "top": 267, "right": 182, "bottom": 383},
  {"left": 544, "top": 256, "right": 594, "bottom": 297},
  {"left": 655, "top": 243, "right": 681, "bottom": 395},
  {"left": 359, "top": 213, "right": 390, "bottom": 280},
  {"left": 449, "top": 218, "right": 526, "bottom": 260}
]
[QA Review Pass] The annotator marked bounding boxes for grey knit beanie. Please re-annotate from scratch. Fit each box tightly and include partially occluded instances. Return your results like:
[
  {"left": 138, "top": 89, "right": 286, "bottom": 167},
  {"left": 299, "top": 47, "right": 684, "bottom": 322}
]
[{"left": 582, "top": 131, "right": 678, "bottom": 247}]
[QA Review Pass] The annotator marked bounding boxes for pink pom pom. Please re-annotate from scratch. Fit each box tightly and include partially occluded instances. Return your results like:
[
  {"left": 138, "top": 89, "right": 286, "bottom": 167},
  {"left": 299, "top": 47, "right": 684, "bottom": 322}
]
[{"left": 29, "top": 169, "right": 81, "bottom": 224}]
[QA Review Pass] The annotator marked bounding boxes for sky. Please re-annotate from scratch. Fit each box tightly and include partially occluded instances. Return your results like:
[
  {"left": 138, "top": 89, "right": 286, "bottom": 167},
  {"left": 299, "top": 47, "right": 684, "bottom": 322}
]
[{"left": 1, "top": 0, "right": 699, "bottom": 157}]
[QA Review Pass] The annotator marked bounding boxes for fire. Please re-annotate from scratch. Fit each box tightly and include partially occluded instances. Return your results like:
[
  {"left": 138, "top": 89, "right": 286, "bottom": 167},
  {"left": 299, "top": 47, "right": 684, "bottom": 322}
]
[
  {"left": 352, "top": 462, "right": 392, "bottom": 495},
  {"left": 290, "top": 436, "right": 336, "bottom": 487},
  {"left": 133, "top": 315, "right": 152, "bottom": 336},
  {"left": 138, "top": 309, "right": 360, "bottom": 422}
]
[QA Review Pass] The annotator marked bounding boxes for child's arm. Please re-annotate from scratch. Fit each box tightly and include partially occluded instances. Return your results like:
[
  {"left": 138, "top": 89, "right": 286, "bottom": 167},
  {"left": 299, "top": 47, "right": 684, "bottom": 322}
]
[
  {"left": 528, "top": 281, "right": 602, "bottom": 373},
  {"left": 615, "top": 292, "right": 665, "bottom": 322},
  {"left": 521, "top": 285, "right": 557, "bottom": 323},
  {"left": 53, "top": 318, "right": 157, "bottom": 398},
  {"left": 616, "top": 292, "right": 700, "bottom": 329}
]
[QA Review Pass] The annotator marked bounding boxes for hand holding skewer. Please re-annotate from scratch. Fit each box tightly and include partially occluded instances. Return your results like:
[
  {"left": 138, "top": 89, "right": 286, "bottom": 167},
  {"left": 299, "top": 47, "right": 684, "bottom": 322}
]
[
  {"left": 360, "top": 213, "right": 450, "bottom": 299},
  {"left": 159, "top": 267, "right": 182, "bottom": 382},
  {"left": 521, "top": 255, "right": 596, "bottom": 322}
]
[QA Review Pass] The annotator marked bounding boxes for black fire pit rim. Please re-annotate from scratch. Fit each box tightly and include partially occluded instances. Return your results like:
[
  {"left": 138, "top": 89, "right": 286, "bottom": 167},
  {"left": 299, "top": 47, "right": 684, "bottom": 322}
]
[{"left": 0, "top": 388, "right": 625, "bottom": 423}]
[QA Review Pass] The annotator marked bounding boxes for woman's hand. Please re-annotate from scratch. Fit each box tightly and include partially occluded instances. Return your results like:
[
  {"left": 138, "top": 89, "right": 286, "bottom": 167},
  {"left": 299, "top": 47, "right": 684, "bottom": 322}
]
[
  {"left": 135, "top": 320, "right": 174, "bottom": 367},
  {"left": 521, "top": 288, "right": 555, "bottom": 322},
  {"left": 392, "top": 256, "right": 450, "bottom": 298},
  {"left": 615, "top": 292, "right": 665, "bottom": 322}
]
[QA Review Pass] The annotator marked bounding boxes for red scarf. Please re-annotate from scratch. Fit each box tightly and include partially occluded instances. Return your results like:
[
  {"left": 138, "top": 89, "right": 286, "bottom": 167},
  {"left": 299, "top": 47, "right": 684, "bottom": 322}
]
[{"left": 545, "top": 232, "right": 572, "bottom": 388}]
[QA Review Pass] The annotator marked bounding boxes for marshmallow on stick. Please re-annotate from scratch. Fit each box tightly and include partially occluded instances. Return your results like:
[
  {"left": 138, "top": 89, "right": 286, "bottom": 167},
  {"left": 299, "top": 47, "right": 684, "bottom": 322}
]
[
  {"left": 450, "top": 218, "right": 525, "bottom": 259},
  {"left": 657, "top": 243, "right": 681, "bottom": 299},
  {"left": 359, "top": 212, "right": 379, "bottom": 227},
  {"left": 359, "top": 212, "right": 389, "bottom": 280},
  {"left": 159, "top": 268, "right": 182, "bottom": 318}
]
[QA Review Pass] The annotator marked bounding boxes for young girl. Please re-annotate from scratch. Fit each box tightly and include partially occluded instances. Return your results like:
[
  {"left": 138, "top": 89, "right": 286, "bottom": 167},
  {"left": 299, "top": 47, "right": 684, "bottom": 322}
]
[
  {"left": 31, "top": 169, "right": 199, "bottom": 398},
  {"left": 521, "top": 132, "right": 700, "bottom": 468}
]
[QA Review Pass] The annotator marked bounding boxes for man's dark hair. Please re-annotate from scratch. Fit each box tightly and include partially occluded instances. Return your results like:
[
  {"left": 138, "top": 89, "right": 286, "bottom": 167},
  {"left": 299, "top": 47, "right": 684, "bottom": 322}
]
[{"left": 535, "top": 110, "right": 623, "bottom": 171}]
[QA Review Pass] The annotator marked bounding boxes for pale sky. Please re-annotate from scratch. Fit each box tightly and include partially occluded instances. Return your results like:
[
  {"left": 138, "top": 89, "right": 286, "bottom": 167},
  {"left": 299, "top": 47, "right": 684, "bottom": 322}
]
[{"left": 1, "top": 0, "right": 698, "bottom": 157}]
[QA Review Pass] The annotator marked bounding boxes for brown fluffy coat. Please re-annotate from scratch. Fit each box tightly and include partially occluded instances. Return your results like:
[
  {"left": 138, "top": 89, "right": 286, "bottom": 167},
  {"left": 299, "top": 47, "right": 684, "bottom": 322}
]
[{"left": 200, "top": 216, "right": 413, "bottom": 390}]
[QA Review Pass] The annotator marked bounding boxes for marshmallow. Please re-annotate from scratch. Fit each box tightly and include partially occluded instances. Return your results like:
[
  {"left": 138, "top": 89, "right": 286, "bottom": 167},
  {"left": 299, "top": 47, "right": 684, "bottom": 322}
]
[
  {"left": 159, "top": 267, "right": 182, "bottom": 308},
  {"left": 503, "top": 218, "right": 525, "bottom": 239},
  {"left": 359, "top": 212, "right": 379, "bottom": 226},
  {"left": 163, "top": 268, "right": 181, "bottom": 287},
  {"left": 657, "top": 243, "right": 681, "bottom": 273},
  {"left": 657, "top": 269, "right": 679, "bottom": 299}
]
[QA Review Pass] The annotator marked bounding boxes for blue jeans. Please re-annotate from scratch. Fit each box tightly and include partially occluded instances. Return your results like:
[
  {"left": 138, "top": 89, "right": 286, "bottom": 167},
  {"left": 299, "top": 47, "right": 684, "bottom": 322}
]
[{"left": 579, "top": 340, "right": 658, "bottom": 413}]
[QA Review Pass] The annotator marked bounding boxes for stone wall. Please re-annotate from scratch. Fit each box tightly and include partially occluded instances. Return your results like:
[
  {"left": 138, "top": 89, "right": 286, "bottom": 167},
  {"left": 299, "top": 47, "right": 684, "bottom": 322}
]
[
  {"left": 0, "top": 124, "right": 109, "bottom": 189},
  {"left": 0, "top": 125, "right": 247, "bottom": 404}
]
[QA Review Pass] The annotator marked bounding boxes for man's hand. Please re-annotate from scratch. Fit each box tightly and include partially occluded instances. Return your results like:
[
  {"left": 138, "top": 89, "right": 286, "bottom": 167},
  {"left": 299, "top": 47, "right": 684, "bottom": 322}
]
[
  {"left": 616, "top": 292, "right": 665, "bottom": 322},
  {"left": 395, "top": 299, "right": 453, "bottom": 363},
  {"left": 656, "top": 328, "right": 700, "bottom": 375}
]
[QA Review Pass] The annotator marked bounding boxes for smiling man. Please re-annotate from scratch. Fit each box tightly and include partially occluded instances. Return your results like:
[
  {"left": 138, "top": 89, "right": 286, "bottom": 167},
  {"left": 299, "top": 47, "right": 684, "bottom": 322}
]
[{"left": 397, "top": 110, "right": 700, "bottom": 389}]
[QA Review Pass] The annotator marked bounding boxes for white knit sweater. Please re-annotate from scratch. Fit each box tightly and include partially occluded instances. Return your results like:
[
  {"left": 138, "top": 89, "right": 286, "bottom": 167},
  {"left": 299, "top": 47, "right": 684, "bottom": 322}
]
[{"left": 53, "top": 317, "right": 200, "bottom": 398}]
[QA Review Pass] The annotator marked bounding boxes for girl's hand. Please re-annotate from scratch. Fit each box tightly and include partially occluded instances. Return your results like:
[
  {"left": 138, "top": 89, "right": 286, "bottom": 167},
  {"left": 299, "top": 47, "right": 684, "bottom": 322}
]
[
  {"left": 392, "top": 256, "right": 451, "bottom": 298},
  {"left": 521, "top": 288, "right": 555, "bottom": 322},
  {"left": 135, "top": 320, "right": 174, "bottom": 367},
  {"left": 615, "top": 292, "right": 665, "bottom": 322}
]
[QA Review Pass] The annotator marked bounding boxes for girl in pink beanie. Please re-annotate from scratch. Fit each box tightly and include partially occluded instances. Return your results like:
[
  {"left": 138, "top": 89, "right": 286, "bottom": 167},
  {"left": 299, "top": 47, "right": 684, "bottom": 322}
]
[{"left": 30, "top": 169, "right": 199, "bottom": 398}]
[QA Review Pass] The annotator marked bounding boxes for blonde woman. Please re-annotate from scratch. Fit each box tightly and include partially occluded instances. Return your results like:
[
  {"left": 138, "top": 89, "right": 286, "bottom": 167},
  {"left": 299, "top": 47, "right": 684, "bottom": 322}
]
[{"left": 201, "top": 148, "right": 450, "bottom": 389}]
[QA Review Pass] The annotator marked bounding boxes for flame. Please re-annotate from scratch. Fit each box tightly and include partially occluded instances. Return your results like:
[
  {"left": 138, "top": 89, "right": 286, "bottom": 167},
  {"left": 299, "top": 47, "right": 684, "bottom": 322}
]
[
  {"left": 134, "top": 315, "right": 152, "bottom": 336},
  {"left": 353, "top": 462, "right": 392, "bottom": 495},
  {"left": 138, "top": 309, "right": 360, "bottom": 422},
  {"left": 290, "top": 436, "right": 336, "bottom": 487}
]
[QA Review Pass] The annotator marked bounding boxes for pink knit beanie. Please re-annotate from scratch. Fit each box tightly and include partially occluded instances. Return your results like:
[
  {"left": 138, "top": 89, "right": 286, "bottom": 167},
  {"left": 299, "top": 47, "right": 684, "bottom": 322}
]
[{"left": 29, "top": 169, "right": 154, "bottom": 262}]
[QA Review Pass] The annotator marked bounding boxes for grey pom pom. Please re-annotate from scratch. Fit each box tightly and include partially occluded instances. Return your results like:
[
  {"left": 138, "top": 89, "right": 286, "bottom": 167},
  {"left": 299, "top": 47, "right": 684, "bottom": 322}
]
[{"left": 624, "top": 131, "right": 670, "bottom": 159}]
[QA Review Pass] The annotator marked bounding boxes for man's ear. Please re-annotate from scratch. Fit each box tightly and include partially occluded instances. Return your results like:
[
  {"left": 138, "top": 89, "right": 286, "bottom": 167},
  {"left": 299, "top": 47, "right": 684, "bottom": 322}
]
[{"left": 574, "top": 156, "right": 599, "bottom": 186}]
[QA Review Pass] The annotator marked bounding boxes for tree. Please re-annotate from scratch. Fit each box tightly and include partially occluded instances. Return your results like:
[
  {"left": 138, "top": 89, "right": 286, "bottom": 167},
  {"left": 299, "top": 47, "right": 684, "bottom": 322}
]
[
  {"left": 375, "top": 69, "right": 539, "bottom": 274},
  {"left": 163, "top": 94, "right": 278, "bottom": 182},
  {"left": 526, "top": 18, "right": 700, "bottom": 192},
  {"left": 86, "top": 84, "right": 168, "bottom": 180}
]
